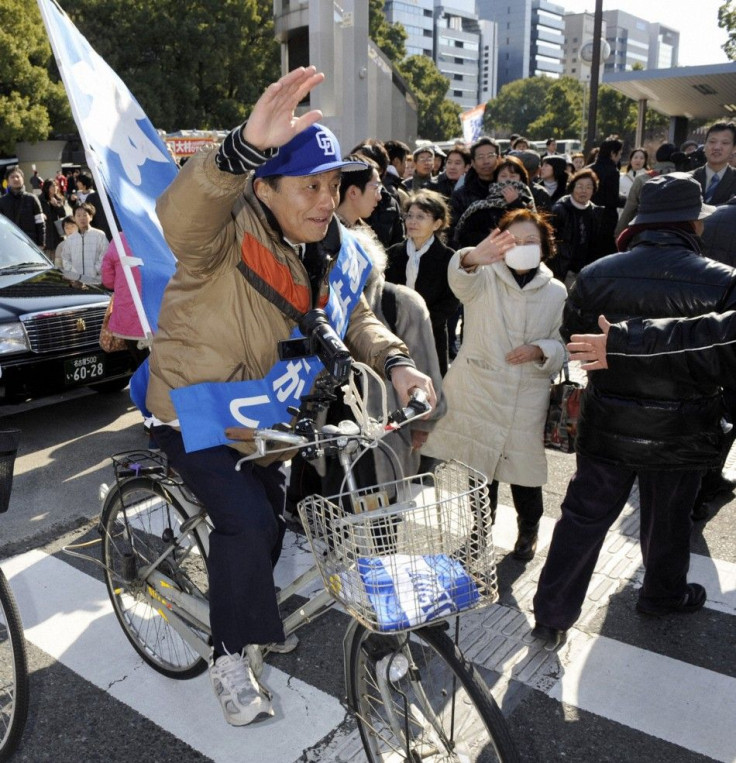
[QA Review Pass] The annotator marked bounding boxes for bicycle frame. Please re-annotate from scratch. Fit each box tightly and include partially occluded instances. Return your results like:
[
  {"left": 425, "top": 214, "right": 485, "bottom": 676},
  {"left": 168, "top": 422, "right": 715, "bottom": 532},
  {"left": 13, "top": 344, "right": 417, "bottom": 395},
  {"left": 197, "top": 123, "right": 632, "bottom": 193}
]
[{"left": 110, "top": 474, "right": 337, "bottom": 661}]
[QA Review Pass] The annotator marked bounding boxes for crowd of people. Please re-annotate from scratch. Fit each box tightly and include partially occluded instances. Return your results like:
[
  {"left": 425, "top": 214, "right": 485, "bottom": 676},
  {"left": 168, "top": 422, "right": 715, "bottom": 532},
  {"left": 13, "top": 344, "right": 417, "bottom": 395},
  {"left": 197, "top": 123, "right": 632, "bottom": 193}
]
[
  {"left": 3, "top": 66, "right": 735, "bottom": 728},
  {"left": 0, "top": 164, "right": 148, "bottom": 364}
]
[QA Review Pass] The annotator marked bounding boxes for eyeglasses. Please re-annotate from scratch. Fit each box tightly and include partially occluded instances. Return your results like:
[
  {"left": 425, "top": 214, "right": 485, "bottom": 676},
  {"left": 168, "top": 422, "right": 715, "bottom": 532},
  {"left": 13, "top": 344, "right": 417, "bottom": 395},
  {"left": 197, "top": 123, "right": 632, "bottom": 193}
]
[
  {"left": 474, "top": 153, "right": 498, "bottom": 161},
  {"left": 404, "top": 212, "right": 433, "bottom": 222},
  {"left": 415, "top": 156, "right": 434, "bottom": 164}
]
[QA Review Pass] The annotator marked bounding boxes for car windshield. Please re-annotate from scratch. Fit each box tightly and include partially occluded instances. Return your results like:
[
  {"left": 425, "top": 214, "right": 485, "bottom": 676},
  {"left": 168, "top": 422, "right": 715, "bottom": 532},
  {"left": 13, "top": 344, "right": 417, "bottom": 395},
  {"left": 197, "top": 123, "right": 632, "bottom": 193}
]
[{"left": 0, "top": 216, "right": 51, "bottom": 271}]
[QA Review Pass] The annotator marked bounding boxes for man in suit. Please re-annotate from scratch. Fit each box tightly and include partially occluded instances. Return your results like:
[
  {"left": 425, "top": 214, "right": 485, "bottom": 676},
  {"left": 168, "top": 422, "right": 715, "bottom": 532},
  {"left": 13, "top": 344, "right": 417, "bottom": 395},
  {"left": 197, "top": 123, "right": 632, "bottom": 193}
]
[{"left": 690, "top": 121, "right": 736, "bottom": 206}]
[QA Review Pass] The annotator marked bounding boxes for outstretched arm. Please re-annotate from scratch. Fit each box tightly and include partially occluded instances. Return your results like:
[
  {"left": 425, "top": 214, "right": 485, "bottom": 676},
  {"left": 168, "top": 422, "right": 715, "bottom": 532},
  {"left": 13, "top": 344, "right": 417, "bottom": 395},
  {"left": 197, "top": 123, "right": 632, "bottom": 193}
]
[{"left": 568, "top": 311, "right": 736, "bottom": 387}]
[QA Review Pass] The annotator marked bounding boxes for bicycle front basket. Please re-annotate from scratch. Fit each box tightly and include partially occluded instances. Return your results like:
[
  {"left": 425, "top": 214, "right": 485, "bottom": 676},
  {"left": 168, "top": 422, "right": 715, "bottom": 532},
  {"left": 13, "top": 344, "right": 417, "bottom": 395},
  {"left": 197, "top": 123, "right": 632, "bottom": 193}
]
[{"left": 297, "top": 460, "right": 499, "bottom": 633}]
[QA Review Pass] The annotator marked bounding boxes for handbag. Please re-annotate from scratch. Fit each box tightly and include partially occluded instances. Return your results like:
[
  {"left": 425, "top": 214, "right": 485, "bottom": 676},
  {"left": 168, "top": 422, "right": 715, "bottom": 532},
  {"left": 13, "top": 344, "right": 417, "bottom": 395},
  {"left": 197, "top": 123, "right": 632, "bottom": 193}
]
[
  {"left": 99, "top": 298, "right": 127, "bottom": 353},
  {"left": 544, "top": 360, "right": 583, "bottom": 453}
]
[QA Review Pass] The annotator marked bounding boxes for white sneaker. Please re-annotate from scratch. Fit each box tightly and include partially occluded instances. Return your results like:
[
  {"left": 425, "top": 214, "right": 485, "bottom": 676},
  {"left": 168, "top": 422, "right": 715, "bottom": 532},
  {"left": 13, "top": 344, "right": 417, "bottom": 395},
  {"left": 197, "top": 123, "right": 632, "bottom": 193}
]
[
  {"left": 209, "top": 648, "right": 273, "bottom": 726},
  {"left": 265, "top": 632, "right": 299, "bottom": 654}
]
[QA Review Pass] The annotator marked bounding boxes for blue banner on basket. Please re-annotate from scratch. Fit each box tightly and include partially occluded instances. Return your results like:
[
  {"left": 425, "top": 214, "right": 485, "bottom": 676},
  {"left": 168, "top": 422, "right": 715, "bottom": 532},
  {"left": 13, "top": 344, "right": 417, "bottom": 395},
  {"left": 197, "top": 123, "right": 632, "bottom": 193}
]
[{"left": 357, "top": 554, "right": 479, "bottom": 632}]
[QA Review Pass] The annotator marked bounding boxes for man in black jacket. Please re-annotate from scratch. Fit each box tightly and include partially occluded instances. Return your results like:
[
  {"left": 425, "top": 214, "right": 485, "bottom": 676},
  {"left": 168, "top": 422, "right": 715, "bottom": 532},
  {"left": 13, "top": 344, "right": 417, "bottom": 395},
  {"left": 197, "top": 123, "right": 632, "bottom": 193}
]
[
  {"left": 448, "top": 137, "right": 500, "bottom": 244},
  {"left": 532, "top": 173, "right": 736, "bottom": 647},
  {"left": 0, "top": 167, "right": 45, "bottom": 245}
]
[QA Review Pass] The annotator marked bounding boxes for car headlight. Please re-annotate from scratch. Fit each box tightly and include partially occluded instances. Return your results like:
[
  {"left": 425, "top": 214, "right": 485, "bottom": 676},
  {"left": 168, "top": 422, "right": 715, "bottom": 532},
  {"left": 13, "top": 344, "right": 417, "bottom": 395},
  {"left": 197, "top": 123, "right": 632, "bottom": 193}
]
[{"left": 0, "top": 323, "right": 31, "bottom": 354}]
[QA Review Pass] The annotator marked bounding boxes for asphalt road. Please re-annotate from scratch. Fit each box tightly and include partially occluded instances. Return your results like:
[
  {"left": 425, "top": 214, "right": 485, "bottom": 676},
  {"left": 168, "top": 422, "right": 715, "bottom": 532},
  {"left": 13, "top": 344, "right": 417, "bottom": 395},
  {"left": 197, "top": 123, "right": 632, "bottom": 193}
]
[{"left": 0, "top": 385, "right": 734, "bottom": 762}]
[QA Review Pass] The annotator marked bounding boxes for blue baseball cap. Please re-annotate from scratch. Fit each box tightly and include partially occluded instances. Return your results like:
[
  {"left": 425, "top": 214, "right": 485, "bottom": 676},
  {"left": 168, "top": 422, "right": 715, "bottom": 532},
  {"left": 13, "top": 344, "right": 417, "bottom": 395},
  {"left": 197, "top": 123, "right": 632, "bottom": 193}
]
[{"left": 254, "top": 124, "right": 367, "bottom": 179}]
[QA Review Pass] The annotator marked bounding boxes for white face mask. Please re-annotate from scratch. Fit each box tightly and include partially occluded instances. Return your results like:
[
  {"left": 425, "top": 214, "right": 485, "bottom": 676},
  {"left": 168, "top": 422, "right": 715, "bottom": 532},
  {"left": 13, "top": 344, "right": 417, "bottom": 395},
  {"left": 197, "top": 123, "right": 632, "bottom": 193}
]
[{"left": 505, "top": 243, "right": 541, "bottom": 271}]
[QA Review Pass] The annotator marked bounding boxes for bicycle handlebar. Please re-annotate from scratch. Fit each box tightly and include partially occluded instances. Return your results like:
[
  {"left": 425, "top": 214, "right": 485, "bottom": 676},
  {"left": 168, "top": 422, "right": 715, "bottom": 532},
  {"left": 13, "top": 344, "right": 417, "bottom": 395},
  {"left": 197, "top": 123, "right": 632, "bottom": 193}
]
[{"left": 235, "top": 377, "right": 432, "bottom": 469}]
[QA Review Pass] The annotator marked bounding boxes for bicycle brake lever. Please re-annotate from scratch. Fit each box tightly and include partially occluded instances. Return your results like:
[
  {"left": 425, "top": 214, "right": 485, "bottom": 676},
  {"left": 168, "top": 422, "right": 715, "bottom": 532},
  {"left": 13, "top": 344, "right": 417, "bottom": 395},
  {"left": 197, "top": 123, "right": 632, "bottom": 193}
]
[{"left": 386, "top": 389, "right": 431, "bottom": 428}]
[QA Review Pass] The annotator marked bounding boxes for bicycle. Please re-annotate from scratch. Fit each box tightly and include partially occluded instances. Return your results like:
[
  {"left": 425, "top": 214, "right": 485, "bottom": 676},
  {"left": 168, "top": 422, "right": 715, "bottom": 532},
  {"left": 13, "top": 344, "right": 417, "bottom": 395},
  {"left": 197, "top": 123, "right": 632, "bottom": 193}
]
[
  {"left": 85, "top": 363, "right": 520, "bottom": 761},
  {"left": 0, "top": 429, "right": 29, "bottom": 762}
]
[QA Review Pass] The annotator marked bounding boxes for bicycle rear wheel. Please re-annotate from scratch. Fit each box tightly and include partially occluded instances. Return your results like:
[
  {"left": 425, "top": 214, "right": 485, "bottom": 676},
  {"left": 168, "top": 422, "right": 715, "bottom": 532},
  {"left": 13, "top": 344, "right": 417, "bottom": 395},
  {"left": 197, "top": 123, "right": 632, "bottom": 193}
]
[
  {"left": 100, "top": 477, "right": 209, "bottom": 679},
  {"left": 0, "top": 568, "right": 29, "bottom": 761},
  {"left": 347, "top": 622, "right": 519, "bottom": 762}
]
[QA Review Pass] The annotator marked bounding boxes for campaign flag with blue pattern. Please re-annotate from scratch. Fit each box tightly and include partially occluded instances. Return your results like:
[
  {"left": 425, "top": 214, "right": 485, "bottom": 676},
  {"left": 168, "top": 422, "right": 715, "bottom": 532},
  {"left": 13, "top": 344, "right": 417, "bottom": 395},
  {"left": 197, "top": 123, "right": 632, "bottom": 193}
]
[{"left": 37, "top": 0, "right": 177, "bottom": 333}]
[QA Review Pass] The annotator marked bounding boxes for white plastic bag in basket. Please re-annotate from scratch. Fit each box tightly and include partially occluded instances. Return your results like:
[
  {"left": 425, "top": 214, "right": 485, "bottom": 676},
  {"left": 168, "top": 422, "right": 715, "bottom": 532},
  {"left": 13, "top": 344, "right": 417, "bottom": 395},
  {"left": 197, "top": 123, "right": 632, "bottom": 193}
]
[{"left": 357, "top": 554, "right": 479, "bottom": 632}]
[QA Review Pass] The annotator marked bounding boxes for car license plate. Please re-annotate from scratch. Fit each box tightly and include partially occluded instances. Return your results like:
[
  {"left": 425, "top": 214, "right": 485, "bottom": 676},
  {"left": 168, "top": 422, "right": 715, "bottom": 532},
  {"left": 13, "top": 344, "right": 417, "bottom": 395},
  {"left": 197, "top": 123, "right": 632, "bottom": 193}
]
[{"left": 64, "top": 354, "right": 106, "bottom": 385}]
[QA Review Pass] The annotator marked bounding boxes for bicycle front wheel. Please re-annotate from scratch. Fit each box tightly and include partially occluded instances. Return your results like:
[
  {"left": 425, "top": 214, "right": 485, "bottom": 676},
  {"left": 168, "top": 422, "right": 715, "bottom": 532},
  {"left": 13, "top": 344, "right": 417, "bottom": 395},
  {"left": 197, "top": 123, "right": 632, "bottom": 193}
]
[
  {"left": 348, "top": 622, "right": 519, "bottom": 762},
  {"left": 101, "top": 477, "right": 209, "bottom": 679},
  {"left": 0, "top": 568, "right": 29, "bottom": 762}
]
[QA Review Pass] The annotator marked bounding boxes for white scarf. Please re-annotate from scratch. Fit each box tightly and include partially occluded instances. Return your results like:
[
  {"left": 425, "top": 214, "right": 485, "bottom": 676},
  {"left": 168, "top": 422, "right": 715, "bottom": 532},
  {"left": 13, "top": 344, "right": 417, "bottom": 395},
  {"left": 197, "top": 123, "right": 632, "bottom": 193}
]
[{"left": 406, "top": 235, "right": 434, "bottom": 289}]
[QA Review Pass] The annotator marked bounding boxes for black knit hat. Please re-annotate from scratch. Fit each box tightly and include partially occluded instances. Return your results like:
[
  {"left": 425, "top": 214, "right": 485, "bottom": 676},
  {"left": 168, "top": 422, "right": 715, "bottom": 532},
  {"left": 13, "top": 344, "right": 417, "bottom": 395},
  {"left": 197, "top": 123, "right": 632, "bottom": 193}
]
[{"left": 631, "top": 172, "right": 714, "bottom": 225}]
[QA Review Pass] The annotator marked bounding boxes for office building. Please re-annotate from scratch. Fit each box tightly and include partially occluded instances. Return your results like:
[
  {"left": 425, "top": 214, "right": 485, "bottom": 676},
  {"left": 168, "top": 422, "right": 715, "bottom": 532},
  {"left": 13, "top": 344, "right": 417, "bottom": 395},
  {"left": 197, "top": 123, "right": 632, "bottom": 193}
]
[
  {"left": 476, "top": 0, "right": 565, "bottom": 90},
  {"left": 272, "top": 0, "right": 418, "bottom": 147},
  {"left": 563, "top": 10, "right": 679, "bottom": 83},
  {"left": 434, "top": 3, "right": 483, "bottom": 109},
  {"left": 602, "top": 10, "right": 679, "bottom": 73}
]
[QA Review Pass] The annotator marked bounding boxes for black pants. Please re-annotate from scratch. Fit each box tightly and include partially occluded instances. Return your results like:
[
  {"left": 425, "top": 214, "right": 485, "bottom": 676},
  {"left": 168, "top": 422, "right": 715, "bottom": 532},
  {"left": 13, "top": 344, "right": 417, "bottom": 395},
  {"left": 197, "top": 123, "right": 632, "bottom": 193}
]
[
  {"left": 698, "top": 387, "right": 736, "bottom": 498},
  {"left": 153, "top": 426, "right": 287, "bottom": 652},
  {"left": 533, "top": 452, "right": 704, "bottom": 631},
  {"left": 489, "top": 480, "right": 543, "bottom": 531}
]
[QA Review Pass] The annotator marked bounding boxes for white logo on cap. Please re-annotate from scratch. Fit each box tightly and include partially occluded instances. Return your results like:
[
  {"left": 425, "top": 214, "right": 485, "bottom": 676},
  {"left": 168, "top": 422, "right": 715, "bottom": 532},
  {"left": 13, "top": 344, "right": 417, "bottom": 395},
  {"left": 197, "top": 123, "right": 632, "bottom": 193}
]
[{"left": 316, "top": 130, "right": 336, "bottom": 156}]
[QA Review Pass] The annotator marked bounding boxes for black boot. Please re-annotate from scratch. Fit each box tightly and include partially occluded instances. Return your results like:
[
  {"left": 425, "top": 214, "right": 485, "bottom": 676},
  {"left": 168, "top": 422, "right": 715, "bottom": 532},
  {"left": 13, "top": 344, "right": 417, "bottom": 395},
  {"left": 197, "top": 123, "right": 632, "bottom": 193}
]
[{"left": 513, "top": 521, "right": 539, "bottom": 561}]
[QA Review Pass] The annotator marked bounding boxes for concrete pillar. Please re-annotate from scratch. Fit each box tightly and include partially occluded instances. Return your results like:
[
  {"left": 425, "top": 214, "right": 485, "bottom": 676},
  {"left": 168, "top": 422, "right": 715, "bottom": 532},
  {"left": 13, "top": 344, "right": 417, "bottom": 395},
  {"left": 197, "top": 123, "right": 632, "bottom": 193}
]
[
  {"left": 308, "top": 1, "right": 336, "bottom": 118},
  {"left": 669, "top": 115, "right": 690, "bottom": 148},
  {"left": 339, "top": 0, "right": 369, "bottom": 150}
]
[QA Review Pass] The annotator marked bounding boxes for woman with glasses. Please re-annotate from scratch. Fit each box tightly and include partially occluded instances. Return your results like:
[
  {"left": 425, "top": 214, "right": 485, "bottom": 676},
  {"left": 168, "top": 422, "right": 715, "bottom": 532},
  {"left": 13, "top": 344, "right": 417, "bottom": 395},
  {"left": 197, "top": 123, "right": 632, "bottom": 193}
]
[
  {"left": 454, "top": 155, "right": 537, "bottom": 249},
  {"left": 385, "top": 190, "right": 458, "bottom": 376},
  {"left": 425, "top": 208, "right": 566, "bottom": 561}
]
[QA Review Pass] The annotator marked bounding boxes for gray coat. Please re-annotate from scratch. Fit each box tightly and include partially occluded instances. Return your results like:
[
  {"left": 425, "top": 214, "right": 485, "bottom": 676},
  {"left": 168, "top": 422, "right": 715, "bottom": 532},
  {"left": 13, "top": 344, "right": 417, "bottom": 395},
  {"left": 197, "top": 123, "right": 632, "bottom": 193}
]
[{"left": 357, "top": 229, "right": 447, "bottom": 484}]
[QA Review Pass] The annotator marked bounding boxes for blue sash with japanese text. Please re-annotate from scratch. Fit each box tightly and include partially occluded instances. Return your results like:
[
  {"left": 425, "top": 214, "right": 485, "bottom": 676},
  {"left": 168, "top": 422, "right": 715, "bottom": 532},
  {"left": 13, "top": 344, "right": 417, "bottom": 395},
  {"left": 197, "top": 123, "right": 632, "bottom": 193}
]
[{"left": 170, "top": 230, "right": 372, "bottom": 452}]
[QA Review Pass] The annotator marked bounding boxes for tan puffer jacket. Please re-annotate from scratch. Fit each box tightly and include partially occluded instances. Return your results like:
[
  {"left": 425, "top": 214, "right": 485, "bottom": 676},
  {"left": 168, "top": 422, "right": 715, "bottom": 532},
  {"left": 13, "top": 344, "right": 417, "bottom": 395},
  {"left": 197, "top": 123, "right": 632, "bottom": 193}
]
[{"left": 147, "top": 148, "right": 408, "bottom": 455}]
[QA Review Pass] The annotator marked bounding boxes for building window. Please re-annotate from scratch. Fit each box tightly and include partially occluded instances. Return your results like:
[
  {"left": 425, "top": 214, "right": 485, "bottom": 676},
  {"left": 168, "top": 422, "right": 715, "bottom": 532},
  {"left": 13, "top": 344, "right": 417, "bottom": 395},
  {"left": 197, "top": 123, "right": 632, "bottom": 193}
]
[
  {"left": 455, "top": 57, "right": 463, "bottom": 64},
  {"left": 423, "top": 29, "right": 432, "bottom": 37},
  {"left": 453, "top": 73, "right": 463, "bottom": 80}
]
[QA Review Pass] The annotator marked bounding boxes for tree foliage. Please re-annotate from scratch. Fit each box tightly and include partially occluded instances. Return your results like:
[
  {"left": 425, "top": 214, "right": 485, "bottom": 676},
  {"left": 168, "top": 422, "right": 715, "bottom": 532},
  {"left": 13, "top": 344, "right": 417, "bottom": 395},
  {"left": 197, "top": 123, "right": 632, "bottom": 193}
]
[
  {"left": 483, "top": 74, "right": 669, "bottom": 149},
  {"left": 483, "top": 77, "right": 553, "bottom": 136},
  {"left": 396, "top": 56, "right": 462, "bottom": 140},
  {"left": 70, "top": 0, "right": 280, "bottom": 131},
  {"left": 0, "top": 0, "right": 73, "bottom": 155},
  {"left": 528, "top": 78, "right": 583, "bottom": 138},
  {"left": 718, "top": 1, "right": 736, "bottom": 60},
  {"left": 369, "top": 0, "right": 406, "bottom": 63}
]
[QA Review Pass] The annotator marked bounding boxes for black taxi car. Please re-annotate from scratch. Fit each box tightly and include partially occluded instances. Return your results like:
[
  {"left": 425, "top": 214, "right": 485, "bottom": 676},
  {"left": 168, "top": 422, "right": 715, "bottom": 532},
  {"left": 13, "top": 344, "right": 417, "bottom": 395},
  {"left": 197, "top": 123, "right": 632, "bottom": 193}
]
[{"left": 0, "top": 214, "right": 135, "bottom": 403}]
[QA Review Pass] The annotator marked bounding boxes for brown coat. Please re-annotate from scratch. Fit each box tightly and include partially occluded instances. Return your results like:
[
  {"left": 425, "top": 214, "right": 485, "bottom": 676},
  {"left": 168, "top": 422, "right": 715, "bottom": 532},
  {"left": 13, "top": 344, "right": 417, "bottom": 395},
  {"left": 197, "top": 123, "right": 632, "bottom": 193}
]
[{"left": 148, "top": 148, "right": 408, "bottom": 455}]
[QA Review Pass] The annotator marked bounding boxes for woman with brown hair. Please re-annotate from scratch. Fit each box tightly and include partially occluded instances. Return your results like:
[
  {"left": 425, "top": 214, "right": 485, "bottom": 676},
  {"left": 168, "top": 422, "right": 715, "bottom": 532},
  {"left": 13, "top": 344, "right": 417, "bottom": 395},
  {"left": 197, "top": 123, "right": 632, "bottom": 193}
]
[{"left": 425, "top": 208, "right": 566, "bottom": 561}]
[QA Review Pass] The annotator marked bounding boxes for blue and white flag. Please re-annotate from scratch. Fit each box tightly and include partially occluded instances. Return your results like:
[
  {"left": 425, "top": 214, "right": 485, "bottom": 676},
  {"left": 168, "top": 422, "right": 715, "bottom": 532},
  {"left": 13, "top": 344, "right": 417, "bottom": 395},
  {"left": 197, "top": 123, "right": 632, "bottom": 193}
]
[{"left": 37, "top": 0, "right": 177, "bottom": 333}]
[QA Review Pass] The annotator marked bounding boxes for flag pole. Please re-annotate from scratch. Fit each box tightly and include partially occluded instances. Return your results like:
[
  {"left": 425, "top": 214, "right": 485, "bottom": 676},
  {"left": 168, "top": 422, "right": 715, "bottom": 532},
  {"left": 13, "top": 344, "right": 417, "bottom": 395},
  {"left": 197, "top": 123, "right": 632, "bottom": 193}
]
[{"left": 37, "top": 0, "right": 153, "bottom": 342}]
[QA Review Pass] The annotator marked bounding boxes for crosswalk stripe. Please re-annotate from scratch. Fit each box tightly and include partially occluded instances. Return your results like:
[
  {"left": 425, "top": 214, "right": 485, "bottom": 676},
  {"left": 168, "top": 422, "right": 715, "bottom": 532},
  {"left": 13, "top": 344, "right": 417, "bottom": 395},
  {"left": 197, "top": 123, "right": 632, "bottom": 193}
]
[
  {"left": 550, "top": 632, "right": 736, "bottom": 762},
  {"left": 1, "top": 490, "right": 733, "bottom": 763},
  {"left": 2, "top": 549, "right": 346, "bottom": 763}
]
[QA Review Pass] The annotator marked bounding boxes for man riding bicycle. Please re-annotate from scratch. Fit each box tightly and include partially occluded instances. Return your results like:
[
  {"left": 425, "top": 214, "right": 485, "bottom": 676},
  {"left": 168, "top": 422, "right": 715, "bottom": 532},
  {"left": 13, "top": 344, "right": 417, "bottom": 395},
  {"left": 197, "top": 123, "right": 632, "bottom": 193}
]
[{"left": 146, "top": 67, "right": 436, "bottom": 726}]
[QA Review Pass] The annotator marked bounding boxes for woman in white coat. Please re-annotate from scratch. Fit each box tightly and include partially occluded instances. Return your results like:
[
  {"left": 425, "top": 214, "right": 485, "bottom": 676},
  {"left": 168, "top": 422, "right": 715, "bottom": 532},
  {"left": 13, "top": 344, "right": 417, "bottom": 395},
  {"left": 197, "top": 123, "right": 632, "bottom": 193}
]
[{"left": 425, "top": 208, "right": 566, "bottom": 561}]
